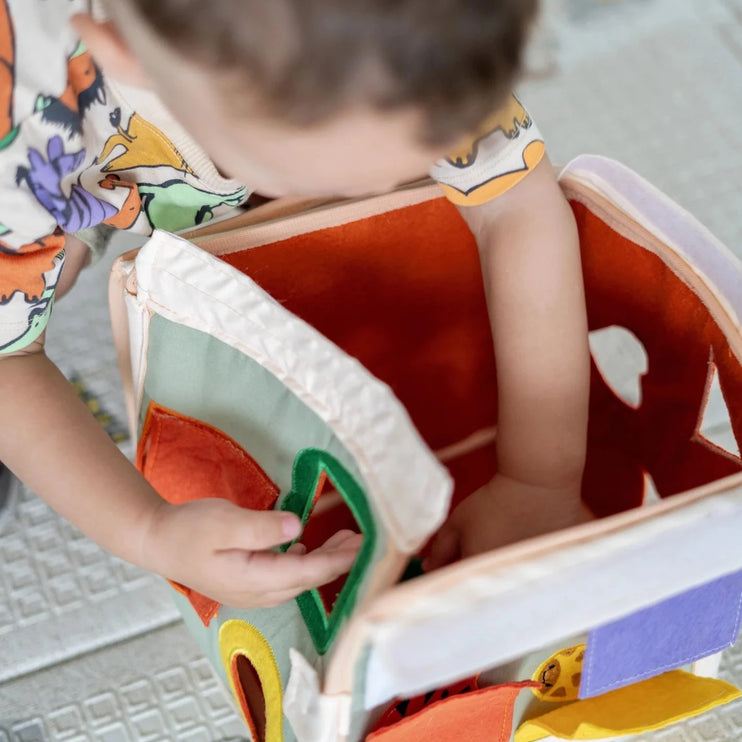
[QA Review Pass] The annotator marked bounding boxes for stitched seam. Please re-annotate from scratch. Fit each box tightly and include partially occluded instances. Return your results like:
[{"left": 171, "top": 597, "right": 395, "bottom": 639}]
[
  {"left": 146, "top": 405, "right": 279, "bottom": 500},
  {"left": 147, "top": 412, "right": 163, "bottom": 477},
  {"left": 498, "top": 690, "right": 511, "bottom": 742}
]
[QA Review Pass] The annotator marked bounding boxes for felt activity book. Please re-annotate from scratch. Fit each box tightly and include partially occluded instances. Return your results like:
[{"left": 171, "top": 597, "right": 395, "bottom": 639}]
[{"left": 109, "top": 155, "right": 742, "bottom": 742}]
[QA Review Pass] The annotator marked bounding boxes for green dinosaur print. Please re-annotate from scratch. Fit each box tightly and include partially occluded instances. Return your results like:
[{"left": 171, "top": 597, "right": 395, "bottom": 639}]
[{"left": 138, "top": 180, "right": 246, "bottom": 232}]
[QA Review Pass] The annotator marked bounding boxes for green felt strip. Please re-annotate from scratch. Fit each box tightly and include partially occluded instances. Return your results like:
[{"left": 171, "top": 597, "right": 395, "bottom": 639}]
[{"left": 281, "top": 448, "right": 377, "bottom": 655}]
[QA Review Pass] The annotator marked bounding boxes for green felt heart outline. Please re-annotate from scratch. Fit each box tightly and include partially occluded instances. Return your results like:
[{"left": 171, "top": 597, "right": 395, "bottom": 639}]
[{"left": 280, "top": 448, "right": 376, "bottom": 655}]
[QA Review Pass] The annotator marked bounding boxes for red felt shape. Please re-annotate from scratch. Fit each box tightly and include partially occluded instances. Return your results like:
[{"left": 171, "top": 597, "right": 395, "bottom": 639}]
[
  {"left": 233, "top": 653, "right": 267, "bottom": 742},
  {"left": 136, "top": 402, "right": 279, "bottom": 625},
  {"left": 298, "top": 470, "right": 361, "bottom": 614},
  {"left": 575, "top": 202, "right": 742, "bottom": 515},
  {"left": 365, "top": 681, "right": 539, "bottom": 742},
  {"left": 222, "top": 199, "right": 496, "bottom": 470}
]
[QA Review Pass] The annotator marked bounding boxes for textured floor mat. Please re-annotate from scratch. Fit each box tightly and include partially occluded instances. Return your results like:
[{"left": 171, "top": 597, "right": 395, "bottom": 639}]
[
  {"left": 0, "top": 483, "right": 180, "bottom": 686},
  {"left": 0, "top": 623, "right": 247, "bottom": 741}
]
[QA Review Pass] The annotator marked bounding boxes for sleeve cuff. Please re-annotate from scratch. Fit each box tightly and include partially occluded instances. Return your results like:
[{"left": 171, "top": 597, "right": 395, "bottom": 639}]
[{"left": 436, "top": 139, "right": 546, "bottom": 207}]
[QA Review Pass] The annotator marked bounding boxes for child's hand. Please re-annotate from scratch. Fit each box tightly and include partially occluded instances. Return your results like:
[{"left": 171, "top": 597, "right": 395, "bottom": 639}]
[
  {"left": 425, "top": 474, "right": 593, "bottom": 570},
  {"left": 139, "top": 498, "right": 362, "bottom": 608}
]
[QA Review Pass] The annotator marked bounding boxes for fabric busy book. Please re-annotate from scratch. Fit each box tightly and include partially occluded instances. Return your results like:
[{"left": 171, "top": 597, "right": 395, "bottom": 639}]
[{"left": 109, "top": 155, "right": 742, "bottom": 742}]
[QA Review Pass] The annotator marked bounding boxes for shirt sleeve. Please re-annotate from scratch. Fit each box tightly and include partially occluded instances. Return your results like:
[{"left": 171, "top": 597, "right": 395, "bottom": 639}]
[
  {"left": 0, "top": 1, "right": 71, "bottom": 354},
  {"left": 429, "top": 94, "right": 545, "bottom": 207},
  {"left": 0, "top": 2, "right": 248, "bottom": 353}
]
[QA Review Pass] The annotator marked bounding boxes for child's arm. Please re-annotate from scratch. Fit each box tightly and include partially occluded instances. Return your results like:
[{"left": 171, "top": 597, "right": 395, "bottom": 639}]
[
  {"left": 0, "top": 345, "right": 359, "bottom": 607},
  {"left": 427, "top": 156, "right": 591, "bottom": 566}
]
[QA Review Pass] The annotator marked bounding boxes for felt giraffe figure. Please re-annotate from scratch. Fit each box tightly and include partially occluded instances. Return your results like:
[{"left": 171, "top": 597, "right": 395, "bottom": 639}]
[{"left": 531, "top": 644, "right": 586, "bottom": 703}]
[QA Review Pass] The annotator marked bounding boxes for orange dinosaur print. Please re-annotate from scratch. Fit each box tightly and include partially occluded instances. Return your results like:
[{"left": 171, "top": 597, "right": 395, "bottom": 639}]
[
  {"left": 99, "top": 174, "right": 142, "bottom": 229},
  {"left": 0, "top": 233, "right": 65, "bottom": 303},
  {"left": 38, "top": 45, "right": 106, "bottom": 134},
  {"left": 58, "top": 51, "right": 98, "bottom": 112}
]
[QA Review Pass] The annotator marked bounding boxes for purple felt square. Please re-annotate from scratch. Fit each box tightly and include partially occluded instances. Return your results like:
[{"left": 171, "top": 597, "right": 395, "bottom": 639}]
[{"left": 581, "top": 569, "right": 742, "bottom": 699}]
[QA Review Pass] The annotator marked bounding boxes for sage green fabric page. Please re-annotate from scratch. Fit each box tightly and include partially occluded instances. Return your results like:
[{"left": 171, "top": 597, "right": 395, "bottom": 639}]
[
  {"left": 141, "top": 315, "right": 388, "bottom": 572},
  {"left": 143, "top": 315, "right": 356, "bottom": 496},
  {"left": 141, "top": 315, "right": 394, "bottom": 737},
  {"left": 139, "top": 315, "right": 386, "bottom": 580}
]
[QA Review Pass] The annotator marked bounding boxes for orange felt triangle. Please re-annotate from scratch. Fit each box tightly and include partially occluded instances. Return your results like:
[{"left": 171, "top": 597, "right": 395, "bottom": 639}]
[
  {"left": 371, "top": 676, "right": 480, "bottom": 733},
  {"left": 137, "top": 401, "right": 279, "bottom": 508},
  {"left": 365, "top": 681, "right": 539, "bottom": 742},
  {"left": 136, "top": 402, "right": 279, "bottom": 625}
]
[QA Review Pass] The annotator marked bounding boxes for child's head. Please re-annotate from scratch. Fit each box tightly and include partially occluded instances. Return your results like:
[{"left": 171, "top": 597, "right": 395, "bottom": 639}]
[{"left": 79, "top": 0, "right": 538, "bottom": 197}]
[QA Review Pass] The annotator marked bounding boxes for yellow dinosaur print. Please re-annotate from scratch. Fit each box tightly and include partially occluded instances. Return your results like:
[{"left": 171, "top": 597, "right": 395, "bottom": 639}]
[
  {"left": 98, "top": 107, "right": 194, "bottom": 174},
  {"left": 446, "top": 94, "right": 532, "bottom": 169}
]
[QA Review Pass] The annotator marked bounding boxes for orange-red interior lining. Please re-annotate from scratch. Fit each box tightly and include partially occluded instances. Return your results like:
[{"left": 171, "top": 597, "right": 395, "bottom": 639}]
[{"left": 221, "top": 196, "right": 742, "bottom": 519}]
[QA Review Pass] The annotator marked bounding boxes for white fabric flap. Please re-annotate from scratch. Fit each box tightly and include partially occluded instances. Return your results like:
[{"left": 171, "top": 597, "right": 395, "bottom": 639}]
[
  {"left": 560, "top": 154, "right": 742, "bottom": 330},
  {"left": 285, "top": 649, "right": 352, "bottom": 742},
  {"left": 362, "top": 478, "right": 742, "bottom": 707}
]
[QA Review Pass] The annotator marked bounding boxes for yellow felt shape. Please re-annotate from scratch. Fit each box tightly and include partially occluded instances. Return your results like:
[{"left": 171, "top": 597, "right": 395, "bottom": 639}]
[
  {"left": 219, "top": 620, "right": 284, "bottom": 742},
  {"left": 515, "top": 670, "right": 740, "bottom": 741}
]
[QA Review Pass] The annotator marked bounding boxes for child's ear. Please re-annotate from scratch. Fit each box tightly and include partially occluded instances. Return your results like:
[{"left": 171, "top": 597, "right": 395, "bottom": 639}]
[{"left": 70, "top": 14, "right": 152, "bottom": 88}]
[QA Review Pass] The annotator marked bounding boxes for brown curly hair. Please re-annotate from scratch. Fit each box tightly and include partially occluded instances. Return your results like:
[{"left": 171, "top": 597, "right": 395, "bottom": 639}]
[{"left": 124, "top": 0, "right": 538, "bottom": 144}]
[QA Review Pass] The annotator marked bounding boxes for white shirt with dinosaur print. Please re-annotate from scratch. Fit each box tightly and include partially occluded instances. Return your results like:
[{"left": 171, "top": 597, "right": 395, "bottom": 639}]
[{"left": 0, "top": 0, "right": 544, "bottom": 353}]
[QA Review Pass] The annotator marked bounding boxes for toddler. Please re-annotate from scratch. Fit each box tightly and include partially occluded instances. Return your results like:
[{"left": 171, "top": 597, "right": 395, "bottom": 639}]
[{"left": 0, "top": 0, "right": 590, "bottom": 606}]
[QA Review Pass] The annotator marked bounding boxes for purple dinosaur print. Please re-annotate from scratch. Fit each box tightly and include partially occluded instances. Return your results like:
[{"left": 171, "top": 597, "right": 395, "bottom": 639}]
[{"left": 16, "top": 135, "right": 117, "bottom": 233}]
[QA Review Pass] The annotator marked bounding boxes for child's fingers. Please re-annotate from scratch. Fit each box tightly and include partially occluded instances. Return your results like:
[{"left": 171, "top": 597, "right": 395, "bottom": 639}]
[
  {"left": 283, "top": 531, "right": 360, "bottom": 560},
  {"left": 317, "top": 529, "right": 363, "bottom": 550},
  {"left": 211, "top": 536, "right": 363, "bottom": 608},
  {"left": 286, "top": 544, "right": 360, "bottom": 591},
  {"left": 217, "top": 507, "right": 301, "bottom": 551},
  {"left": 245, "top": 543, "right": 360, "bottom": 595},
  {"left": 423, "top": 525, "right": 460, "bottom": 572}
]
